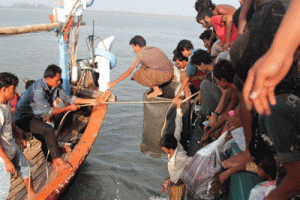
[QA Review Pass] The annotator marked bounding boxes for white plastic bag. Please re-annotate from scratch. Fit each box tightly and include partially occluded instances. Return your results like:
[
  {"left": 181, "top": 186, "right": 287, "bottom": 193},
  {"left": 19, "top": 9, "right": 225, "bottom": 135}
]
[
  {"left": 181, "top": 133, "right": 228, "bottom": 199},
  {"left": 249, "top": 181, "right": 276, "bottom": 200},
  {"left": 231, "top": 127, "right": 246, "bottom": 151}
]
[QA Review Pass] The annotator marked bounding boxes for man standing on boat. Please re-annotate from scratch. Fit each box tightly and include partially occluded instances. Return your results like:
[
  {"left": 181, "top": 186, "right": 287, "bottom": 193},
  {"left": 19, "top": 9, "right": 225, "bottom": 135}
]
[
  {"left": 108, "top": 35, "right": 174, "bottom": 98},
  {"left": 13, "top": 65, "right": 98, "bottom": 171}
]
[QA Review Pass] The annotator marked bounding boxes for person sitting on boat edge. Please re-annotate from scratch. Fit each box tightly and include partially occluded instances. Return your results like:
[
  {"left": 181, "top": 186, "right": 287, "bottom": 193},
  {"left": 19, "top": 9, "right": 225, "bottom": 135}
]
[
  {"left": 107, "top": 35, "right": 174, "bottom": 98},
  {"left": 13, "top": 64, "right": 99, "bottom": 172},
  {"left": 160, "top": 99, "right": 192, "bottom": 200},
  {"left": 172, "top": 50, "right": 191, "bottom": 98},
  {"left": 173, "top": 40, "right": 207, "bottom": 104},
  {"left": 200, "top": 59, "right": 239, "bottom": 144},
  {"left": 0, "top": 72, "right": 36, "bottom": 199}
]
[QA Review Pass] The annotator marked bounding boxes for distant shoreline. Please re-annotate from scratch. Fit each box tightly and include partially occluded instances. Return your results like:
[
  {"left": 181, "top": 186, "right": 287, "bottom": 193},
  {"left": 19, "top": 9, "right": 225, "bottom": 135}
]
[{"left": 0, "top": 6, "right": 194, "bottom": 19}]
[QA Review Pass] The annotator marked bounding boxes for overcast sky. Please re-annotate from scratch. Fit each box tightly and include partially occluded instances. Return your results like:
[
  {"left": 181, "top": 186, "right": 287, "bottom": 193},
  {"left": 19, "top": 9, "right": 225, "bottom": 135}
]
[{"left": 2, "top": 0, "right": 240, "bottom": 17}]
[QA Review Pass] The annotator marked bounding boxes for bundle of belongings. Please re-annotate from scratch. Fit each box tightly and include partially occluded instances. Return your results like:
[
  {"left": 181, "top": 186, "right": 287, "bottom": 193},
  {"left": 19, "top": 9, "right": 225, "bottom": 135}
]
[{"left": 181, "top": 132, "right": 229, "bottom": 199}]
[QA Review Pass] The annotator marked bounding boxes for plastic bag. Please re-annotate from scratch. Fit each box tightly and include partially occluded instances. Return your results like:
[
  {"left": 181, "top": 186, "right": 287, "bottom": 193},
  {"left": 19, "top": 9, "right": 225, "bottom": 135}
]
[
  {"left": 249, "top": 180, "right": 276, "bottom": 200},
  {"left": 181, "top": 133, "right": 228, "bottom": 199}
]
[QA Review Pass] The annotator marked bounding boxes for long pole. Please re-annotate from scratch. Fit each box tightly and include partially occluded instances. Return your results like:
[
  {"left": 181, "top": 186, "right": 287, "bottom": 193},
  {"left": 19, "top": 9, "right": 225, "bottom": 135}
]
[{"left": 0, "top": 23, "right": 61, "bottom": 36}]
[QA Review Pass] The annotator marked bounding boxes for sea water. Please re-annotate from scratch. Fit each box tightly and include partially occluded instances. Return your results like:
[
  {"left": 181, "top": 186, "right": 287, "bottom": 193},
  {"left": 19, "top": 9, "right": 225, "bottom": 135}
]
[{"left": 0, "top": 8, "right": 205, "bottom": 200}]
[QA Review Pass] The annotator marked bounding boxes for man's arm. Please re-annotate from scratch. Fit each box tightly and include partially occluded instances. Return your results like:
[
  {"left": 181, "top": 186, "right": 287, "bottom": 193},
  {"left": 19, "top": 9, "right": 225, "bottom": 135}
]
[
  {"left": 0, "top": 115, "right": 15, "bottom": 173},
  {"left": 209, "top": 30, "right": 217, "bottom": 47},
  {"left": 205, "top": 87, "right": 227, "bottom": 128},
  {"left": 264, "top": 160, "right": 300, "bottom": 200},
  {"left": 181, "top": 71, "right": 190, "bottom": 99},
  {"left": 108, "top": 67, "right": 135, "bottom": 89},
  {"left": 202, "top": 88, "right": 239, "bottom": 143},
  {"left": 221, "top": 15, "right": 234, "bottom": 50},
  {"left": 51, "top": 104, "right": 79, "bottom": 116},
  {"left": 243, "top": 0, "right": 300, "bottom": 115},
  {"left": 0, "top": 144, "right": 15, "bottom": 173},
  {"left": 173, "top": 75, "right": 190, "bottom": 104},
  {"left": 238, "top": 0, "right": 253, "bottom": 35}
]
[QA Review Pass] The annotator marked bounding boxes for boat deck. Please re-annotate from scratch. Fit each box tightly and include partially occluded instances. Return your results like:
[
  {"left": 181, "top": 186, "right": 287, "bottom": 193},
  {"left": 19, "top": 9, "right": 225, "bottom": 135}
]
[{"left": 8, "top": 110, "right": 91, "bottom": 200}]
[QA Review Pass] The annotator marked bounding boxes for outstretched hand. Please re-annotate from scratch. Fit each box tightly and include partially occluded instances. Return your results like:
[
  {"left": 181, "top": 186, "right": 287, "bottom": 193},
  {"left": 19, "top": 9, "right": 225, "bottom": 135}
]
[
  {"left": 107, "top": 81, "right": 117, "bottom": 90},
  {"left": 243, "top": 52, "right": 293, "bottom": 115}
]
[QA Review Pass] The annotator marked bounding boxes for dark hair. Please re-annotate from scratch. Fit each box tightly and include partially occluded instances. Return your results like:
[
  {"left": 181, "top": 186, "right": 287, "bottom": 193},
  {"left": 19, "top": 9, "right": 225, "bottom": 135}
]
[
  {"left": 176, "top": 40, "right": 194, "bottom": 52},
  {"left": 129, "top": 35, "right": 146, "bottom": 47},
  {"left": 196, "top": 8, "right": 214, "bottom": 23},
  {"left": 173, "top": 49, "right": 188, "bottom": 62},
  {"left": 0, "top": 72, "right": 19, "bottom": 90},
  {"left": 190, "top": 49, "right": 213, "bottom": 65},
  {"left": 25, "top": 80, "right": 35, "bottom": 90},
  {"left": 159, "top": 134, "right": 178, "bottom": 150},
  {"left": 200, "top": 29, "right": 212, "bottom": 40},
  {"left": 213, "top": 60, "right": 236, "bottom": 83},
  {"left": 195, "top": 0, "right": 215, "bottom": 12},
  {"left": 44, "top": 64, "right": 62, "bottom": 79}
]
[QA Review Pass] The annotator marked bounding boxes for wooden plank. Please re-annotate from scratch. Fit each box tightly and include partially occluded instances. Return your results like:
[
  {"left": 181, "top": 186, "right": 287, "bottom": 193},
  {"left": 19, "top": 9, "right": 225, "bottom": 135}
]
[{"left": 57, "top": 114, "right": 89, "bottom": 143}]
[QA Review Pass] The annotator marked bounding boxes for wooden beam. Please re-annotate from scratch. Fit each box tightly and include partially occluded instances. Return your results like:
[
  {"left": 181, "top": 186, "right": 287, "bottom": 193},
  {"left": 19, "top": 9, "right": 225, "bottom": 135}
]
[{"left": 0, "top": 23, "right": 62, "bottom": 36}]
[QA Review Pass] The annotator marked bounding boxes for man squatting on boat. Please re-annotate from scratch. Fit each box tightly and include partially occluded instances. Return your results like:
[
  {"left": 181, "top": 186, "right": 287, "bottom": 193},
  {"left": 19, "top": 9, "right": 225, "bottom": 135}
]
[
  {"left": 13, "top": 65, "right": 99, "bottom": 172},
  {"left": 108, "top": 35, "right": 174, "bottom": 98},
  {"left": 0, "top": 73, "right": 36, "bottom": 199}
]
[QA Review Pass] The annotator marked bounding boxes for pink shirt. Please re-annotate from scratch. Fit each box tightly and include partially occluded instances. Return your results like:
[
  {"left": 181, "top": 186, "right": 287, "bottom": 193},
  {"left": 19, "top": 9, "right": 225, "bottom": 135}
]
[{"left": 211, "top": 15, "right": 238, "bottom": 46}]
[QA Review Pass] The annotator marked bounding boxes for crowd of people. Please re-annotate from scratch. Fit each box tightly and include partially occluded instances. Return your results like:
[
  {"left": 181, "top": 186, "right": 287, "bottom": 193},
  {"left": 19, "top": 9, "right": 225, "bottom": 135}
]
[
  {"left": 1, "top": 0, "right": 300, "bottom": 199},
  {"left": 167, "top": 0, "right": 299, "bottom": 199},
  {"left": 109, "top": 0, "right": 300, "bottom": 199}
]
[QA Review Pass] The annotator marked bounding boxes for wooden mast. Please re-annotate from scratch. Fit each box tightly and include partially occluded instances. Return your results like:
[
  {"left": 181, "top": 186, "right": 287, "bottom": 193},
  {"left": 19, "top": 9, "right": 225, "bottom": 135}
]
[{"left": 0, "top": 23, "right": 62, "bottom": 36}]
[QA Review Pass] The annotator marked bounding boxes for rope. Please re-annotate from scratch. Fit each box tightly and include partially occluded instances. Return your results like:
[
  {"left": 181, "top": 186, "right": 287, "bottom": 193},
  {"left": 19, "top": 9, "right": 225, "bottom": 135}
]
[
  {"left": 45, "top": 150, "right": 50, "bottom": 181},
  {"left": 160, "top": 103, "right": 174, "bottom": 137},
  {"left": 101, "top": 91, "right": 200, "bottom": 104}
]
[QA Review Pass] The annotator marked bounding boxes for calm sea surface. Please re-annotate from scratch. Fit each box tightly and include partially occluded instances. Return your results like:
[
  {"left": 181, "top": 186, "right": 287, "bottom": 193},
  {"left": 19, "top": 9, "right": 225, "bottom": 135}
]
[{"left": 0, "top": 8, "right": 204, "bottom": 200}]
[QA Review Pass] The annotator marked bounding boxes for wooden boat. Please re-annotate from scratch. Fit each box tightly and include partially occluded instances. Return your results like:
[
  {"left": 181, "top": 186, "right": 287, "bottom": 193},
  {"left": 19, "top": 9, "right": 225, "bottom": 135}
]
[
  {"left": 9, "top": 90, "right": 112, "bottom": 200},
  {"left": 1, "top": 1, "right": 116, "bottom": 199}
]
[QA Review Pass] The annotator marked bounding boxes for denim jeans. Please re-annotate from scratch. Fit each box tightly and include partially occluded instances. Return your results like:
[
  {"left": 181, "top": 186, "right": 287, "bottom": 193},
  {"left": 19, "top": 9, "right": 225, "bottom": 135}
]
[{"left": 0, "top": 149, "right": 32, "bottom": 200}]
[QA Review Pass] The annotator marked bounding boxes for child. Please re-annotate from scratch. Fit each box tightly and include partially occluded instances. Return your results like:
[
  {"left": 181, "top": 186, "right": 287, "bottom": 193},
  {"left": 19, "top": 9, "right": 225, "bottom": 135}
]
[
  {"left": 160, "top": 99, "right": 192, "bottom": 200},
  {"left": 0, "top": 72, "right": 35, "bottom": 199}
]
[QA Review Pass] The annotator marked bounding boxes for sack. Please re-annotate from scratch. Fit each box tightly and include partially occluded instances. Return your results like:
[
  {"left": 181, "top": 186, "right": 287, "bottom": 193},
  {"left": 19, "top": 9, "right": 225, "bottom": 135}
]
[
  {"left": 249, "top": 181, "right": 276, "bottom": 200},
  {"left": 181, "top": 133, "right": 228, "bottom": 199}
]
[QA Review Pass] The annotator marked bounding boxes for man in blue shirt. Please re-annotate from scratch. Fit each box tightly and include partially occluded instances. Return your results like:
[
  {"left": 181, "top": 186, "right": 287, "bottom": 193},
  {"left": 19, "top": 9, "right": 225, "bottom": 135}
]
[
  {"left": 173, "top": 40, "right": 204, "bottom": 104},
  {"left": 14, "top": 64, "right": 98, "bottom": 172}
]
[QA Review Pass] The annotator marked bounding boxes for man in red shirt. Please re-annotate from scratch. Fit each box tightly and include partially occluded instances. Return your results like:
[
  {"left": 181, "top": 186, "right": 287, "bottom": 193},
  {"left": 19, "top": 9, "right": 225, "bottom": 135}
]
[{"left": 197, "top": 8, "right": 238, "bottom": 51}]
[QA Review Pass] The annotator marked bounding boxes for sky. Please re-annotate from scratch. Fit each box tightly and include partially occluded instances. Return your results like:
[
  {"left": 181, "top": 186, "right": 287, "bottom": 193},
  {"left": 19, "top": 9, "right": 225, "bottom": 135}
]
[{"left": 2, "top": 0, "right": 241, "bottom": 17}]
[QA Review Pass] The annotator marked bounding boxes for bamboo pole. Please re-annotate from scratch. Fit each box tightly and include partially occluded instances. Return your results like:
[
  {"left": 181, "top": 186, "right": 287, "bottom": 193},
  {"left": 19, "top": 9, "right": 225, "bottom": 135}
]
[
  {"left": 0, "top": 23, "right": 61, "bottom": 36},
  {"left": 71, "top": 22, "right": 76, "bottom": 76}
]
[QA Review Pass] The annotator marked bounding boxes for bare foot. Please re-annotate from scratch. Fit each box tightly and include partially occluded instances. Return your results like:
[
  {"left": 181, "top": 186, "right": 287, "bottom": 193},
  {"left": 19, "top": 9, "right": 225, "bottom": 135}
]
[
  {"left": 147, "top": 86, "right": 163, "bottom": 98},
  {"left": 147, "top": 90, "right": 163, "bottom": 98},
  {"left": 27, "top": 190, "right": 36, "bottom": 199},
  {"left": 52, "top": 157, "right": 72, "bottom": 172},
  {"left": 59, "top": 142, "right": 72, "bottom": 153}
]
